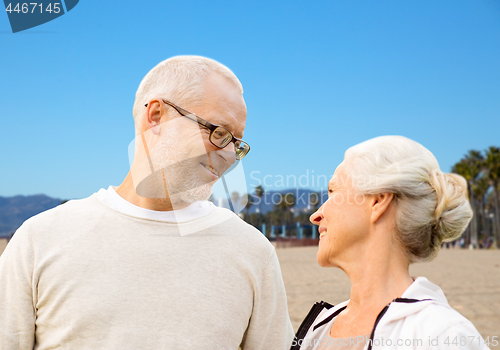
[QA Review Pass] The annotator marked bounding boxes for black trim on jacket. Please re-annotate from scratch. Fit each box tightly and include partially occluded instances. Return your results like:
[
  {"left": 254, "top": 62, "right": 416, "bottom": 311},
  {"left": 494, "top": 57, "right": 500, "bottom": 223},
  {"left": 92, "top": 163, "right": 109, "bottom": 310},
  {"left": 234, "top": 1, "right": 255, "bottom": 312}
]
[
  {"left": 366, "top": 298, "right": 432, "bottom": 350},
  {"left": 292, "top": 297, "right": 433, "bottom": 350}
]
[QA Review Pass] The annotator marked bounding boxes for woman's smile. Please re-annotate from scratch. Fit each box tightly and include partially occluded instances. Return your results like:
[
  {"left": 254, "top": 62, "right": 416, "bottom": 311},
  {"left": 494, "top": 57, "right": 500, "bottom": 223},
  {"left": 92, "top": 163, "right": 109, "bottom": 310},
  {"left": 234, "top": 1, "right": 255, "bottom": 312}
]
[{"left": 319, "top": 227, "right": 327, "bottom": 239}]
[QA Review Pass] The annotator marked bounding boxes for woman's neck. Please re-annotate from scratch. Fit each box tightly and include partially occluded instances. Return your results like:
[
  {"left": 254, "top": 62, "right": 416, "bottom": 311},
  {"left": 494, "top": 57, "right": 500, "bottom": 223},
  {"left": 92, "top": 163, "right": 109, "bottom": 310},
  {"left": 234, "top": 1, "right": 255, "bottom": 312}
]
[
  {"left": 330, "top": 238, "right": 414, "bottom": 338},
  {"left": 343, "top": 236, "right": 413, "bottom": 312}
]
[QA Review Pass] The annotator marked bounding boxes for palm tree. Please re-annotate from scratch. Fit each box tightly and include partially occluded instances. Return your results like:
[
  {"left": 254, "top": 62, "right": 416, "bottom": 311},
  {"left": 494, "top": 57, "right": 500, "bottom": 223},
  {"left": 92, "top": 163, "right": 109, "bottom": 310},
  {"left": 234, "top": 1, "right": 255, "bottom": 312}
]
[
  {"left": 485, "top": 146, "right": 500, "bottom": 248},
  {"left": 284, "top": 192, "right": 296, "bottom": 212},
  {"left": 285, "top": 192, "right": 296, "bottom": 230},
  {"left": 472, "top": 175, "right": 490, "bottom": 245},
  {"left": 309, "top": 191, "right": 321, "bottom": 212},
  {"left": 452, "top": 150, "right": 484, "bottom": 248},
  {"left": 275, "top": 192, "right": 296, "bottom": 226},
  {"left": 275, "top": 193, "right": 286, "bottom": 213},
  {"left": 241, "top": 193, "right": 254, "bottom": 220},
  {"left": 267, "top": 208, "right": 282, "bottom": 227},
  {"left": 254, "top": 185, "right": 265, "bottom": 214}
]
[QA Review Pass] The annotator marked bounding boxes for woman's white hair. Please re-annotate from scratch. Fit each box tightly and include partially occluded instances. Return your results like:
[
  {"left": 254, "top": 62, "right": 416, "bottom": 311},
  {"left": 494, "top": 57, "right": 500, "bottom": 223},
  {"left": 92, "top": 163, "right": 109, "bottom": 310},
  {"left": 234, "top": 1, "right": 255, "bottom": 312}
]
[
  {"left": 132, "top": 56, "right": 243, "bottom": 133},
  {"left": 343, "top": 135, "right": 472, "bottom": 263}
]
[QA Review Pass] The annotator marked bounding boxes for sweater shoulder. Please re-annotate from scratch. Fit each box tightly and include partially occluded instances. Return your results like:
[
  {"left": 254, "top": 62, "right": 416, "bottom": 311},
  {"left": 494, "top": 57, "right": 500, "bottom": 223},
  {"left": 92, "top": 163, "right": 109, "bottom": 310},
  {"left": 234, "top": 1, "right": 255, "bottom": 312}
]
[{"left": 21, "top": 194, "right": 103, "bottom": 231}]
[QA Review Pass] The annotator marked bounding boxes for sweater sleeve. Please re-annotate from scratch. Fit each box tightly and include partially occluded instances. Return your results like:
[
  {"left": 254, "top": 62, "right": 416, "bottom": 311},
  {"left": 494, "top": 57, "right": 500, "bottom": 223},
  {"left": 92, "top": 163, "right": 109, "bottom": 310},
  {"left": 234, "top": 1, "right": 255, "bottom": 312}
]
[
  {"left": 0, "top": 222, "right": 36, "bottom": 350},
  {"left": 433, "top": 321, "right": 491, "bottom": 350},
  {"left": 240, "top": 249, "right": 295, "bottom": 350}
]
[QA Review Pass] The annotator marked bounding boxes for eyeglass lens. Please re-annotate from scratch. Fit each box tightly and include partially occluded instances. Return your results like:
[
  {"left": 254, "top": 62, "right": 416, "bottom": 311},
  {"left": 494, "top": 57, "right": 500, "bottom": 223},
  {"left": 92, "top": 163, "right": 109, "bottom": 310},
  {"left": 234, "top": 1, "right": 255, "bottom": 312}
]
[{"left": 208, "top": 126, "right": 249, "bottom": 160}]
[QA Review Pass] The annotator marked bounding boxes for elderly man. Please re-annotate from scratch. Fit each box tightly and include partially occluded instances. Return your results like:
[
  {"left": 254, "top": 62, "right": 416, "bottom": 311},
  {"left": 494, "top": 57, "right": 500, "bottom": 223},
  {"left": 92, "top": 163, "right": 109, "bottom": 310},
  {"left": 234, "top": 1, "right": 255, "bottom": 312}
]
[{"left": 0, "top": 56, "right": 294, "bottom": 349}]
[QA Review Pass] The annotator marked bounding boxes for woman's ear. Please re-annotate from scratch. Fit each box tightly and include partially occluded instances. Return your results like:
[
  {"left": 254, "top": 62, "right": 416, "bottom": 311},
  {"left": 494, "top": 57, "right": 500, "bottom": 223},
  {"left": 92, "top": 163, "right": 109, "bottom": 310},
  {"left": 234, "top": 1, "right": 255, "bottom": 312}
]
[{"left": 370, "top": 192, "right": 395, "bottom": 224}]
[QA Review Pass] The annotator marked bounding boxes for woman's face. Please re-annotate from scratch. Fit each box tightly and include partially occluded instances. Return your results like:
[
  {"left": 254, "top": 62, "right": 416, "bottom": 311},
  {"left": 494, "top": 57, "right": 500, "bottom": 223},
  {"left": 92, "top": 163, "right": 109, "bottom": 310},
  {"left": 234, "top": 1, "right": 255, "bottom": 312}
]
[{"left": 310, "top": 164, "right": 372, "bottom": 267}]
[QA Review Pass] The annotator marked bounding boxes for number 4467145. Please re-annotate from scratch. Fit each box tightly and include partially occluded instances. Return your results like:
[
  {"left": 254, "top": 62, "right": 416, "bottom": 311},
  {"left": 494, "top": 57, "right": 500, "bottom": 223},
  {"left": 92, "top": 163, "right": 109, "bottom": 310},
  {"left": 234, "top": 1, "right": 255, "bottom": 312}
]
[
  {"left": 444, "top": 336, "right": 498, "bottom": 347},
  {"left": 5, "top": 3, "right": 61, "bottom": 14},
  {"left": 485, "top": 336, "right": 499, "bottom": 347}
]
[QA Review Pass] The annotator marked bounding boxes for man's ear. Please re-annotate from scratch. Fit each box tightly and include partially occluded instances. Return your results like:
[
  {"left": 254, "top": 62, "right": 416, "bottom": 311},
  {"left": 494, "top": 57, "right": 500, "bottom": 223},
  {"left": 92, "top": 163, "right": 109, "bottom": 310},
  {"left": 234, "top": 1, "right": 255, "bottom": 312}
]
[
  {"left": 370, "top": 192, "right": 395, "bottom": 224},
  {"left": 144, "top": 100, "right": 163, "bottom": 135}
]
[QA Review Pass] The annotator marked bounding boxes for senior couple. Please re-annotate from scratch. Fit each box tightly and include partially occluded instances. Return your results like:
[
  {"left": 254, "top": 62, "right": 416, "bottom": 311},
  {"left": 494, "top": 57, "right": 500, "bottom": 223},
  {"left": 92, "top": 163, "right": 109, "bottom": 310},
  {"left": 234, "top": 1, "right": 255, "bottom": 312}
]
[{"left": 0, "top": 56, "right": 489, "bottom": 350}]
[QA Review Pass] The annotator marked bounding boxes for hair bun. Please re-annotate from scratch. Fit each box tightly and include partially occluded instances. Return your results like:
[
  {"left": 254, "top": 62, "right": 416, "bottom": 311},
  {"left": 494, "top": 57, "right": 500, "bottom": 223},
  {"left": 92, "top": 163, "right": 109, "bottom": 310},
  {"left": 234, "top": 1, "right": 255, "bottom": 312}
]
[
  {"left": 344, "top": 135, "right": 474, "bottom": 262},
  {"left": 429, "top": 170, "right": 472, "bottom": 241}
]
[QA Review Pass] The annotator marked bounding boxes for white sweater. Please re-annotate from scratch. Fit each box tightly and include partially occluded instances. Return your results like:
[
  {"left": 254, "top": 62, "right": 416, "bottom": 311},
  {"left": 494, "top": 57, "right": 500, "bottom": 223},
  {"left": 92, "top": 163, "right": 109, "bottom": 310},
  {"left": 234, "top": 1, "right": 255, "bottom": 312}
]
[
  {"left": 293, "top": 277, "right": 490, "bottom": 350},
  {"left": 0, "top": 191, "right": 294, "bottom": 349}
]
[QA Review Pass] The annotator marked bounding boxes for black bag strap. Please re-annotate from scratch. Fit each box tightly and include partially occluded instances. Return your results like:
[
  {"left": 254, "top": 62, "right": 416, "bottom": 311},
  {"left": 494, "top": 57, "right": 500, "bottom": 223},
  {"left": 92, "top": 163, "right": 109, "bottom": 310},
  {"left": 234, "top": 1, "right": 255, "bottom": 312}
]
[
  {"left": 313, "top": 306, "right": 347, "bottom": 331},
  {"left": 290, "top": 301, "right": 334, "bottom": 350}
]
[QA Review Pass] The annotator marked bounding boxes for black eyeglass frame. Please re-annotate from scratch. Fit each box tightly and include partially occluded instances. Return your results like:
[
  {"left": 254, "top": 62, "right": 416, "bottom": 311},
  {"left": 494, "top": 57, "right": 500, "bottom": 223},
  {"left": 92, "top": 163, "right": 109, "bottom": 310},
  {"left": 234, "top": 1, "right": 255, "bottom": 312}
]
[{"left": 144, "top": 99, "right": 250, "bottom": 160}]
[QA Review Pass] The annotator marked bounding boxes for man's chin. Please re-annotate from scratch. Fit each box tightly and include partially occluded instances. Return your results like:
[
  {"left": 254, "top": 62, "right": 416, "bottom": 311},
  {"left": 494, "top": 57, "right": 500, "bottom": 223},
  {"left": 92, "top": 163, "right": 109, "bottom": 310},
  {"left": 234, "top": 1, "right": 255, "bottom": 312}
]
[{"left": 175, "top": 183, "right": 214, "bottom": 204}]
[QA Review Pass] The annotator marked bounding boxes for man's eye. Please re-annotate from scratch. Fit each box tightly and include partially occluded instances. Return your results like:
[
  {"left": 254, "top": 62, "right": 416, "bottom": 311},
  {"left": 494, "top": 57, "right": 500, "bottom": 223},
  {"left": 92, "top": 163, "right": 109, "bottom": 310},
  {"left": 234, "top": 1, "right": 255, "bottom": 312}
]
[{"left": 213, "top": 128, "right": 229, "bottom": 139}]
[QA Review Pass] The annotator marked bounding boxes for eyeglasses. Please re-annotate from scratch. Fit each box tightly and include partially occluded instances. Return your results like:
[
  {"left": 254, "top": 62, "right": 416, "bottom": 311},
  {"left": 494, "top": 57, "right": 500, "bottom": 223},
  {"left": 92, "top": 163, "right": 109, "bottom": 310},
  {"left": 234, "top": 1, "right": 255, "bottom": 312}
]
[{"left": 145, "top": 99, "right": 250, "bottom": 160}]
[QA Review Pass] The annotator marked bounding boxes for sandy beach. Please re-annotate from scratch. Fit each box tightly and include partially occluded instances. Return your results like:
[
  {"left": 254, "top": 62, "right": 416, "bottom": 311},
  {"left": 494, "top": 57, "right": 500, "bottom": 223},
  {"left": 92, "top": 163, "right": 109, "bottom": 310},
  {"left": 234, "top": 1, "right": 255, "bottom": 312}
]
[
  {"left": 0, "top": 240, "right": 7, "bottom": 256},
  {"left": 277, "top": 246, "right": 500, "bottom": 344},
  {"left": 1, "top": 240, "right": 498, "bottom": 346}
]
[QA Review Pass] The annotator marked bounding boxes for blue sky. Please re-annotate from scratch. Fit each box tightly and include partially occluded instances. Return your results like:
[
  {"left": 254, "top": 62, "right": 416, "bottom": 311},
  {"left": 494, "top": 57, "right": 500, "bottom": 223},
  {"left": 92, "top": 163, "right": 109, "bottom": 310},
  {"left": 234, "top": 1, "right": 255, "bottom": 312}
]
[{"left": 1, "top": 0, "right": 499, "bottom": 200}]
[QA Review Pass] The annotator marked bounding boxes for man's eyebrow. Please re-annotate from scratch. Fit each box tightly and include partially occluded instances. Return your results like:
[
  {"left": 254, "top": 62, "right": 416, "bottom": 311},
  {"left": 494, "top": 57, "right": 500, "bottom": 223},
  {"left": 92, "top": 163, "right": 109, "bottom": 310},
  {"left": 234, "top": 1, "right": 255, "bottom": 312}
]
[{"left": 211, "top": 120, "right": 231, "bottom": 129}]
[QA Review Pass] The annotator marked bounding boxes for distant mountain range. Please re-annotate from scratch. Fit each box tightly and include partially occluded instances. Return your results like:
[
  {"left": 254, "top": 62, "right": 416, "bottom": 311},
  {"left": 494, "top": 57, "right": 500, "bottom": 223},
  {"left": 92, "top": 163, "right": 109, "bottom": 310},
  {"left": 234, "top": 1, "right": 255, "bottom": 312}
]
[
  {"left": 0, "top": 195, "right": 63, "bottom": 238},
  {"left": 216, "top": 188, "right": 328, "bottom": 214},
  {"left": 253, "top": 188, "right": 328, "bottom": 214},
  {"left": 0, "top": 188, "right": 328, "bottom": 238}
]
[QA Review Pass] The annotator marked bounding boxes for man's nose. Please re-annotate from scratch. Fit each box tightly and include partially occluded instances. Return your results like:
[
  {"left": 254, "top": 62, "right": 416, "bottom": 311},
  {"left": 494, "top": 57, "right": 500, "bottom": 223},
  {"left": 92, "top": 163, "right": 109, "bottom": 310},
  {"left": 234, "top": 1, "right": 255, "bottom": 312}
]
[
  {"left": 309, "top": 205, "right": 324, "bottom": 225},
  {"left": 220, "top": 142, "right": 236, "bottom": 164}
]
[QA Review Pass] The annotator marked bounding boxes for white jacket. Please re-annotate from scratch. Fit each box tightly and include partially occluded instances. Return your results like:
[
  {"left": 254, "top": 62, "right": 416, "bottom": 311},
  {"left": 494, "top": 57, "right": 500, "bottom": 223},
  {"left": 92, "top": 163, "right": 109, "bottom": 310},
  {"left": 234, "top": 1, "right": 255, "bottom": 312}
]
[{"left": 291, "top": 277, "right": 491, "bottom": 350}]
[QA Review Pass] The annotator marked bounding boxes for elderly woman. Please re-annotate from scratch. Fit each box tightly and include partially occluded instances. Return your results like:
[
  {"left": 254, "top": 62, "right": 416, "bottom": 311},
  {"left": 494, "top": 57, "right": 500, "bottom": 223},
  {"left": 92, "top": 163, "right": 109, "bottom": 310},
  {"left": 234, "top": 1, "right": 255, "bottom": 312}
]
[{"left": 292, "top": 136, "right": 489, "bottom": 350}]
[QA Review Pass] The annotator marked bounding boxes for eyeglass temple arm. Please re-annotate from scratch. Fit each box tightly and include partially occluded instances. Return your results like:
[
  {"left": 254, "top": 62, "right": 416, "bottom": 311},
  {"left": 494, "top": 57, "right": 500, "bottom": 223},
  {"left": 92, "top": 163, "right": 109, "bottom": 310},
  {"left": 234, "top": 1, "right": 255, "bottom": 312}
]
[
  {"left": 145, "top": 101, "right": 212, "bottom": 130},
  {"left": 163, "top": 100, "right": 216, "bottom": 131}
]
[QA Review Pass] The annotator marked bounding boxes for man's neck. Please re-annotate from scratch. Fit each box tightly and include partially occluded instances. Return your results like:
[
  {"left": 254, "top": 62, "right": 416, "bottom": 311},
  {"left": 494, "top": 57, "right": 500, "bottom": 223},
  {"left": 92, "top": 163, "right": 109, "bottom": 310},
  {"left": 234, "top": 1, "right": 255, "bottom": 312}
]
[{"left": 115, "top": 172, "right": 190, "bottom": 212}]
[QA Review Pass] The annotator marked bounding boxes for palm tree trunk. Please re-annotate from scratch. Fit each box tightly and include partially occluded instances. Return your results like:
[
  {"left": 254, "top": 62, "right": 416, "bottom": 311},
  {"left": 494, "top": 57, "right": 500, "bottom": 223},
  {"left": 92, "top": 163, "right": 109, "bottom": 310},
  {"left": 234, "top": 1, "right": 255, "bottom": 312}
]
[
  {"left": 463, "top": 224, "right": 470, "bottom": 248},
  {"left": 493, "top": 186, "right": 500, "bottom": 248},
  {"left": 470, "top": 183, "right": 478, "bottom": 249}
]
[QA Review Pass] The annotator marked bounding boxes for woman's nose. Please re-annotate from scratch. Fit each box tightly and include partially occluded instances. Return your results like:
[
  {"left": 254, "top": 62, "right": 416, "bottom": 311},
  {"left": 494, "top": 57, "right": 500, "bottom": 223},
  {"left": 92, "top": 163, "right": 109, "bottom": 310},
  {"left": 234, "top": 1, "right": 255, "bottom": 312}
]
[{"left": 309, "top": 206, "right": 324, "bottom": 225}]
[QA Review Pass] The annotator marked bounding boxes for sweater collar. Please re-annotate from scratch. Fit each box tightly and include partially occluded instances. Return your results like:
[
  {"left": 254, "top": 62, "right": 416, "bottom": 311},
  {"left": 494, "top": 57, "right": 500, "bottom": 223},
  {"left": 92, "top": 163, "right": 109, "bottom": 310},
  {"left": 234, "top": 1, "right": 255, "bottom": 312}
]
[{"left": 95, "top": 186, "right": 213, "bottom": 223}]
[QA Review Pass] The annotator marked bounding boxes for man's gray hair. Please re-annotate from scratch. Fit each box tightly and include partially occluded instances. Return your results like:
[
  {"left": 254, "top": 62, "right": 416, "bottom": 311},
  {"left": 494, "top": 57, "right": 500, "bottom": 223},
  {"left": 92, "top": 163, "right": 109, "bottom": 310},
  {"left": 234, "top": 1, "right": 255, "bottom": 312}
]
[{"left": 132, "top": 56, "right": 243, "bottom": 133}]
